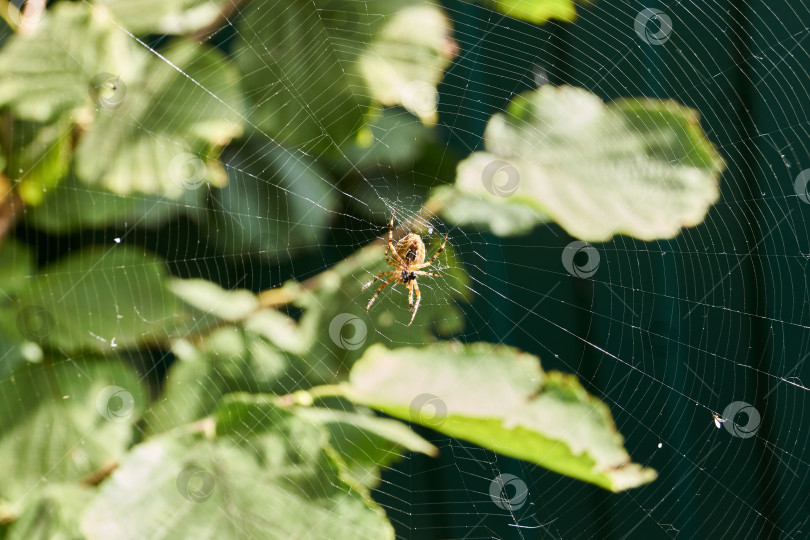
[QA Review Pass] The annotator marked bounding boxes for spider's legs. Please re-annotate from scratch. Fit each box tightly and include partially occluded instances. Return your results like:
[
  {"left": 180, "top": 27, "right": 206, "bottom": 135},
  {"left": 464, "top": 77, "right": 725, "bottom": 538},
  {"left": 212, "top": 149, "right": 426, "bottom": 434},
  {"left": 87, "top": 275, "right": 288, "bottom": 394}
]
[
  {"left": 362, "top": 271, "right": 396, "bottom": 292},
  {"left": 387, "top": 210, "right": 407, "bottom": 266},
  {"left": 414, "top": 234, "right": 449, "bottom": 269},
  {"left": 408, "top": 282, "right": 414, "bottom": 312},
  {"left": 412, "top": 271, "right": 440, "bottom": 278},
  {"left": 366, "top": 275, "right": 397, "bottom": 312},
  {"left": 409, "top": 281, "right": 421, "bottom": 326}
]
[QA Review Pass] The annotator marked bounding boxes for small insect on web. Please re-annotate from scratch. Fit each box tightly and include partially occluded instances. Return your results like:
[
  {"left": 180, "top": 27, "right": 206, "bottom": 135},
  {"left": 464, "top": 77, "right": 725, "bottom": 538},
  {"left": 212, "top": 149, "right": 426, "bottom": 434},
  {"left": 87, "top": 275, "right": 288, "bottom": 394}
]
[
  {"left": 713, "top": 412, "right": 727, "bottom": 429},
  {"left": 362, "top": 210, "right": 448, "bottom": 326}
]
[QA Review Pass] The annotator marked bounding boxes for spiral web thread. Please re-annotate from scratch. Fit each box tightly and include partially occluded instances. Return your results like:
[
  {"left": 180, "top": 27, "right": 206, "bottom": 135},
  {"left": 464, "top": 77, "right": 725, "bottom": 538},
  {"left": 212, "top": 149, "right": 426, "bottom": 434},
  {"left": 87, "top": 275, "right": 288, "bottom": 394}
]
[{"left": 6, "top": 0, "right": 810, "bottom": 538}]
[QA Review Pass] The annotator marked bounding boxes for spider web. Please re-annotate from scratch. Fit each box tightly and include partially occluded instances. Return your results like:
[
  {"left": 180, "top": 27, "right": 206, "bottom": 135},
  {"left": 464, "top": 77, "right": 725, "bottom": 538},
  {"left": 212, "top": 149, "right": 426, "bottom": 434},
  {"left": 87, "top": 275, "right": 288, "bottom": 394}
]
[{"left": 5, "top": 0, "right": 810, "bottom": 538}]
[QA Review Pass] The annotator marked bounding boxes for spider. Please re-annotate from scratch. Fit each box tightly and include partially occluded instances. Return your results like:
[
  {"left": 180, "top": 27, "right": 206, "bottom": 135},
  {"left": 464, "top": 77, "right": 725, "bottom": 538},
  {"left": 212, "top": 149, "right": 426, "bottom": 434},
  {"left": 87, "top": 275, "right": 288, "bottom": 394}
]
[{"left": 362, "top": 210, "right": 448, "bottom": 325}]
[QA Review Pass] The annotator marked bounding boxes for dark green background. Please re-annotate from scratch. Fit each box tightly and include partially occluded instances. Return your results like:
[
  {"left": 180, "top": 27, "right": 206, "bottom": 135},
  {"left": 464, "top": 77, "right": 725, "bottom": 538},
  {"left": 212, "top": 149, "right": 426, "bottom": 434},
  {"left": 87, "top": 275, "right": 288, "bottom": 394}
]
[{"left": 373, "top": 1, "right": 810, "bottom": 538}]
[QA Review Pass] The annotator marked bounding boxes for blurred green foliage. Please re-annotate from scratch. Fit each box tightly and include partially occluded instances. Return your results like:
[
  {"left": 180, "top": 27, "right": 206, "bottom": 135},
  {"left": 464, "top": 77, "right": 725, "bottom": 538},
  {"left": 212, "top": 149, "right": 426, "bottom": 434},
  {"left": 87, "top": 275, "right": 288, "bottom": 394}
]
[{"left": 0, "top": 0, "right": 723, "bottom": 537}]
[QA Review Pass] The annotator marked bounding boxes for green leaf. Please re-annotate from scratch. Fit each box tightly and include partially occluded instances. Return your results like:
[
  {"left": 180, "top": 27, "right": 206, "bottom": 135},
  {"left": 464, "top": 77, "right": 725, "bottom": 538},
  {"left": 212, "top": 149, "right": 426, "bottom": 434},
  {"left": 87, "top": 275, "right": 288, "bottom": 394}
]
[
  {"left": 432, "top": 184, "right": 549, "bottom": 237},
  {"left": 234, "top": 0, "right": 455, "bottom": 152},
  {"left": 16, "top": 246, "right": 182, "bottom": 352},
  {"left": 215, "top": 393, "right": 434, "bottom": 491},
  {"left": 447, "top": 85, "right": 724, "bottom": 241},
  {"left": 98, "top": 0, "right": 230, "bottom": 35},
  {"left": 488, "top": 0, "right": 583, "bottom": 24},
  {"left": 81, "top": 397, "right": 394, "bottom": 539},
  {"left": 206, "top": 142, "right": 339, "bottom": 259},
  {"left": 340, "top": 107, "right": 435, "bottom": 171},
  {"left": 139, "top": 338, "right": 225, "bottom": 436},
  {"left": 27, "top": 173, "right": 207, "bottom": 233},
  {"left": 295, "top": 406, "right": 438, "bottom": 488},
  {"left": 74, "top": 39, "right": 243, "bottom": 197},
  {"left": 0, "top": 357, "right": 146, "bottom": 510},
  {"left": 6, "top": 118, "right": 72, "bottom": 206},
  {"left": 0, "top": 241, "right": 35, "bottom": 379},
  {"left": 343, "top": 342, "right": 657, "bottom": 492},
  {"left": 142, "top": 329, "right": 300, "bottom": 436},
  {"left": 356, "top": 3, "right": 456, "bottom": 125},
  {"left": 169, "top": 278, "right": 258, "bottom": 323},
  {"left": 0, "top": 239, "right": 33, "bottom": 299},
  {"left": 245, "top": 309, "right": 309, "bottom": 355},
  {"left": 0, "top": 2, "right": 143, "bottom": 122},
  {"left": 4, "top": 483, "right": 95, "bottom": 540}
]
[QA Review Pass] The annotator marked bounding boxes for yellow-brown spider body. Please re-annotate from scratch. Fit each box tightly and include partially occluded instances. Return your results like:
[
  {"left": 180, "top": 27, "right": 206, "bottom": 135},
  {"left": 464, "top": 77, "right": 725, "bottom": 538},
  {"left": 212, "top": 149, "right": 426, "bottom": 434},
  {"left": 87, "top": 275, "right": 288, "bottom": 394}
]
[
  {"left": 362, "top": 211, "right": 448, "bottom": 325},
  {"left": 396, "top": 233, "right": 425, "bottom": 263}
]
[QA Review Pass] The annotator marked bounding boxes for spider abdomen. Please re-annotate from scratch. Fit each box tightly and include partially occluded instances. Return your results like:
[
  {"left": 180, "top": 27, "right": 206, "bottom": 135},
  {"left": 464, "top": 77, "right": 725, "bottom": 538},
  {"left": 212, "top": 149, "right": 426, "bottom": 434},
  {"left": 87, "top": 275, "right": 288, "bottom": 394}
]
[{"left": 395, "top": 233, "right": 426, "bottom": 265}]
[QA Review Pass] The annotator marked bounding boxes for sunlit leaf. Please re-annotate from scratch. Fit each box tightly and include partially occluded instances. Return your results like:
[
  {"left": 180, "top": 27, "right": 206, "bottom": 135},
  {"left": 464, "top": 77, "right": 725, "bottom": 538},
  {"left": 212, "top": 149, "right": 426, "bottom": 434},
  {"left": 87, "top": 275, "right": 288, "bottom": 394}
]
[
  {"left": 488, "top": 0, "right": 583, "bottom": 24},
  {"left": 74, "top": 39, "right": 243, "bottom": 197},
  {"left": 81, "top": 396, "right": 394, "bottom": 539},
  {"left": 7, "top": 118, "right": 72, "bottom": 206},
  {"left": 343, "top": 342, "right": 657, "bottom": 491},
  {"left": 245, "top": 309, "right": 309, "bottom": 355},
  {"left": 446, "top": 85, "right": 724, "bottom": 240},
  {"left": 4, "top": 483, "right": 95, "bottom": 540},
  {"left": 432, "top": 184, "right": 549, "bottom": 237},
  {"left": 98, "top": 0, "right": 231, "bottom": 35},
  {"left": 0, "top": 2, "right": 143, "bottom": 122},
  {"left": 234, "top": 0, "right": 455, "bottom": 152},
  {"left": 357, "top": 3, "right": 456, "bottom": 125},
  {"left": 169, "top": 278, "right": 258, "bottom": 322}
]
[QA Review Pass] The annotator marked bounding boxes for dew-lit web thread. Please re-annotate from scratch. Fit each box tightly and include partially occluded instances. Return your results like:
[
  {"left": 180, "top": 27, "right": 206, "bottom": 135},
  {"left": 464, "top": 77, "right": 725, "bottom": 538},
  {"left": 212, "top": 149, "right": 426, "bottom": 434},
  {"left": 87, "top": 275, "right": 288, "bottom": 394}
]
[
  {"left": 62, "top": 0, "right": 406, "bottom": 409},
  {"left": 14, "top": 2, "right": 476, "bottom": 536},
  {"left": 407, "top": 2, "right": 810, "bottom": 537},
  {"left": 8, "top": 0, "right": 810, "bottom": 537}
]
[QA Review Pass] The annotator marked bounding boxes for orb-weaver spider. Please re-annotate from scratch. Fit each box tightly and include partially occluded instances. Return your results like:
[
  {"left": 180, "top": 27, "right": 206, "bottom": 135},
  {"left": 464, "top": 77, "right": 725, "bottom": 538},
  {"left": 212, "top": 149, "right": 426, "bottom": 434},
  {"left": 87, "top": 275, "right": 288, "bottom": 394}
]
[{"left": 362, "top": 210, "right": 448, "bottom": 325}]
